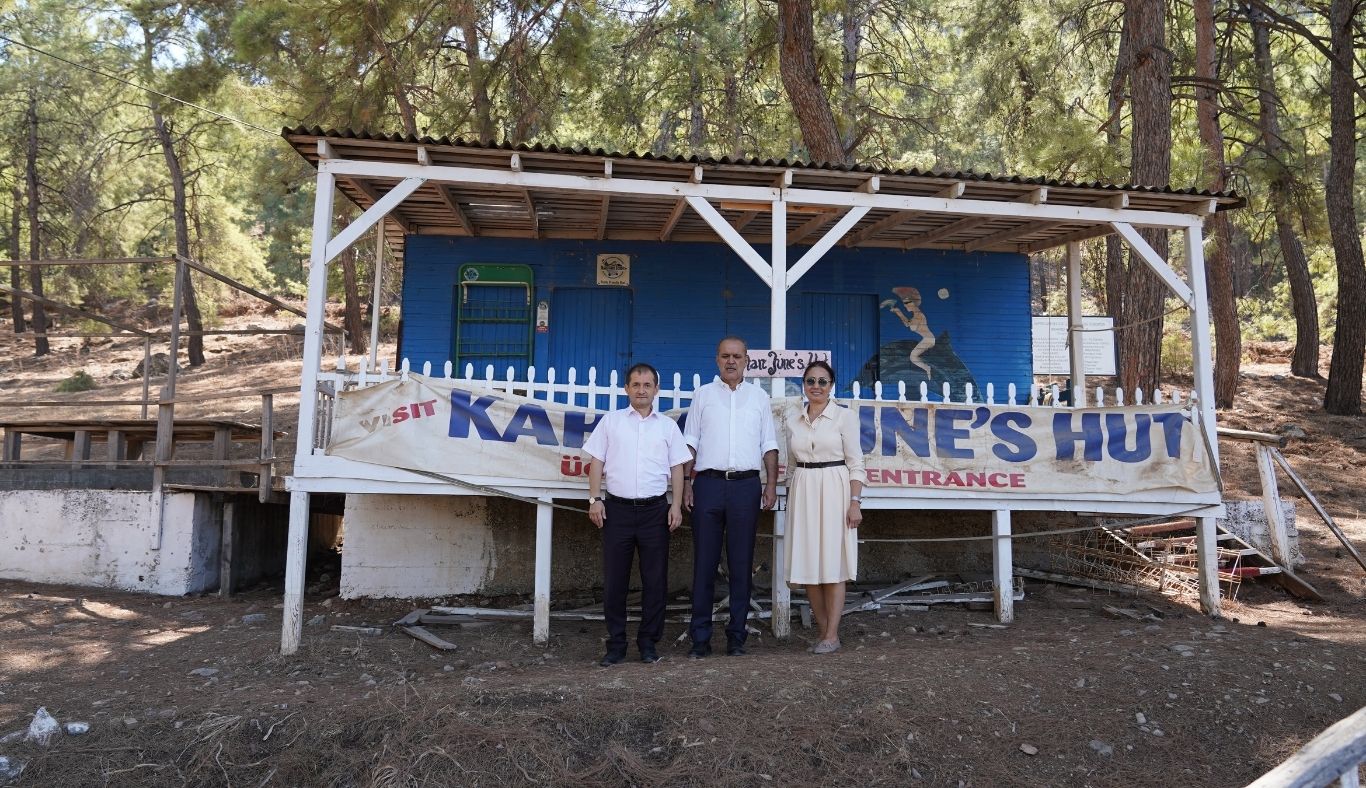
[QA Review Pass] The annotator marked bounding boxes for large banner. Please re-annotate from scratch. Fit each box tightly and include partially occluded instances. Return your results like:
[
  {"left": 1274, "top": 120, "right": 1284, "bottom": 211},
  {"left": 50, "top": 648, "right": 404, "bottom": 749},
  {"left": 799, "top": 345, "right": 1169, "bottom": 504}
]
[{"left": 327, "top": 375, "right": 1218, "bottom": 496}]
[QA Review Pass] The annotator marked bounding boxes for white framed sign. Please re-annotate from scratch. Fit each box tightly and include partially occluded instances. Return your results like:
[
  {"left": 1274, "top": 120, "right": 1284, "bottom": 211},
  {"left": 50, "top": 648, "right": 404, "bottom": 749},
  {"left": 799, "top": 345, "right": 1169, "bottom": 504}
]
[
  {"left": 745, "top": 349, "right": 832, "bottom": 378},
  {"left": 1031, "top": 316, "right": 1117, "bottom": 376},
  {"left": 596, "top": 254, "right": 630, "bottom": 286}
]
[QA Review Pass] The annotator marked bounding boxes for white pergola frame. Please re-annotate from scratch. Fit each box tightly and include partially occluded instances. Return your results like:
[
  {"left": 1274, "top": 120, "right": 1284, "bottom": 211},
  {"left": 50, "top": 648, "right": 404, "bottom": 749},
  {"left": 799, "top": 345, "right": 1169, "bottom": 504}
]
[{"left": 279, "top": 136, "right": 1231, "bottom": 655}]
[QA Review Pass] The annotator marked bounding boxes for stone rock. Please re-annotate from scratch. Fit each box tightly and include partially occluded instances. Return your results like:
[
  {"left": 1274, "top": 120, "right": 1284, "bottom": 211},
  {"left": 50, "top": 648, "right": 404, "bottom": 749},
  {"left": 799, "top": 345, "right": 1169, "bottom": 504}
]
[
  {"left": 241, "top": 613, "right": 267, "bottom": 625},
  {"left": 0, "top": 755, "right": 26, "bottom": 783},
  {"left": 24, "top": 707, "right": 59, "bottom": 747},
  {"left": 188, "top": 667, "right": 219, "bottom": 678},
  {"left": 123, "top": 718, "right": 138, "bottom": 727},
  {"left": 1277, "top": 423, "right": 1308, "bottom": 440},
  {"left": 1135, "top": 713, "right": 1147, "bottom": 725},
  {"left": 63, "top": 722, "right": 89, "bottom": 736},
  {"left": 306, "top": 615, "right": 326, "bottom": 627},
  {"left": 133, "top": 353, "right": 177, "bottom": 379},
  {"left": 1019, "top": 743, "right": 1038, "bottom": 756},
  {"left": 1088, "top": 739, "right": 1113, "bottom": 757}
]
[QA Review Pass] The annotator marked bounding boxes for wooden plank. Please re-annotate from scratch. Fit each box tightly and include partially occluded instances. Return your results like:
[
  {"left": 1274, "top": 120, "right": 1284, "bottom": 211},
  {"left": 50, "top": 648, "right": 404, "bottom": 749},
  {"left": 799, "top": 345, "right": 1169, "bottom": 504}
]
[
  {"left": 72, "top": 430, "right": 91, "bottom": 465},
  {"left": 902, "top": 215, "right": 991, "bottom": 250},
  {"left": 213, "top": 426, "right": 232, "bottom": 461},
  {"left": 260, "top": 393, "right": 275, "bottom": 503},
  {"left": 1216, "top": 427, "right": 1286, "bottom": 446},
  {"left": 176, "top": 256, "right": 344, "bottom": 334},
  {"left": 1271, "top": 449, "right": 1366, "bottom": 573},
  {"left": 1244, "top": 705, "right": 1366, "bottom": 788},
  {"left": 869, "top": 575, "right": 937, "bottom": 602},
  {"left": 1256, "top": 444, "right": 1293, "bottom": 569},
  {"left": 844, "top": 209, "right": 918, "bottom": 246},
  {"left": 436, "top": 185, "right": 476, "bottom": 235},
  {"left": 393, "top": 609, "right": 427, "bottom": 626},
  {"left": 596, "top": 195, "right": 610, "bottom": 240},
  {"left": 331, "top": 625, "right": 383, "bottom": 636},
  {"left": 1014, "top": 568, "right": 1144, "bottom": 595},
  {"left": 106, "top": 429, "right": 126, "bottom": 462},
  {"left": 219, "top": 500, "right": 236, "bottom": 598},
  {"left": 400, "top": 624, "right": 459, "bottom": 651},
  {"left": 1196, "top": 515, "right": 1221, "bottom": 617},
  {"left": 2, "top": 428, "right": 19, "bottom": 462}
]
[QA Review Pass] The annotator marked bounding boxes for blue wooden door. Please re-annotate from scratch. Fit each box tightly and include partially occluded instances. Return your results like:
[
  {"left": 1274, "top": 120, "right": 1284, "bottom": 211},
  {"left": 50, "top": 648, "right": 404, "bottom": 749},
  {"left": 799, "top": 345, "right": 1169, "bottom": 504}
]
[
  {"left": 796, "top": 292, "right": 879, "bottom": 396},
  {"left": 548, "top": 288, "right": 633, "bottom": 387}
]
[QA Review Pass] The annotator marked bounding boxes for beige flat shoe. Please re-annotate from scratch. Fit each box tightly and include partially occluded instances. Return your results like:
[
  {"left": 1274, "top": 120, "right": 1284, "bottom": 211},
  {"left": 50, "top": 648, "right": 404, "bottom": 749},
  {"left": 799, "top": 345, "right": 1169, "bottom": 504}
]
[{"left": 812, "top": 639, "right": 841, "bottom": 654}]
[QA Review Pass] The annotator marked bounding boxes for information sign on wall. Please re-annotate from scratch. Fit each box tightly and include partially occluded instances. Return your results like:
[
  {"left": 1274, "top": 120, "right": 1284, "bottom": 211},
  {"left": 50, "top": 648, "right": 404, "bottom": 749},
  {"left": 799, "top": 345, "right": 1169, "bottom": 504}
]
[
  {"left": 1031, "top": 316, "right": 1117, "bottom": 376},
  {"left": 745, "top": 349, "right": 832, "bottom": 377},
  {"left": 596, "top": 254, "right": 630, "bottom": 286}
]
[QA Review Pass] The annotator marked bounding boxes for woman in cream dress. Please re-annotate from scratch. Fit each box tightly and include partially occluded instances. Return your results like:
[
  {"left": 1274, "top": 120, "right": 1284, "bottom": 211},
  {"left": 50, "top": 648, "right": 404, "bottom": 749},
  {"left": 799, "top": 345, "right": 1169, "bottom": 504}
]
[{"left": 785, "top": 360, "right": 864, "bottom": 654}]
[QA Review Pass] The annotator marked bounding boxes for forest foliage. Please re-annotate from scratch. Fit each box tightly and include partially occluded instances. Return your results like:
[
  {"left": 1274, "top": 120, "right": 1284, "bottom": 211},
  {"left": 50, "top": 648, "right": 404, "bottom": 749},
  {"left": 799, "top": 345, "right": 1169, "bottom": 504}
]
[{"left": 0, "top": 0, "right": 1362, "bottom": 404}]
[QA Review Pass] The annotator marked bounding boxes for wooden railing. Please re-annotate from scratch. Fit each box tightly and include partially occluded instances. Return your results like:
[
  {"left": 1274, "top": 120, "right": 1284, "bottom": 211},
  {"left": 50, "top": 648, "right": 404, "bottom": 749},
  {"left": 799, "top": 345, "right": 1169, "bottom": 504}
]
[{"left": 1246, "top": 706, "right": 1366, "bottom": 788}]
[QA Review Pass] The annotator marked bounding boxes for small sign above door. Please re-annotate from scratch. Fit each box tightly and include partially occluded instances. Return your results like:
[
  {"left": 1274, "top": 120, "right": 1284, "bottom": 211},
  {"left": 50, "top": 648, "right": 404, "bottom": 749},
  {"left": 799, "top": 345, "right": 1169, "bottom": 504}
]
[
  {"left": 745, "top": 349, "right": 832, "bottom": 377},
  {"left": 596, "top": 254, "right": 630, "bottom": 286}
]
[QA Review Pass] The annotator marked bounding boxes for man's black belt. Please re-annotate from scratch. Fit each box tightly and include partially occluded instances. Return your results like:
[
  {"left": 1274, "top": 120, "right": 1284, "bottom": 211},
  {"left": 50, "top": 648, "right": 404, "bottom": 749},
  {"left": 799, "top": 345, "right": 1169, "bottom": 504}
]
[
  {"left": 606, "top": 493, "right": 668, "bottom": 506},
  {"left": 696, "top": 469, "right": 760, "bottom": 480},
  {"left": 796, "top": 460, "right": 845, "bottom": 469}
]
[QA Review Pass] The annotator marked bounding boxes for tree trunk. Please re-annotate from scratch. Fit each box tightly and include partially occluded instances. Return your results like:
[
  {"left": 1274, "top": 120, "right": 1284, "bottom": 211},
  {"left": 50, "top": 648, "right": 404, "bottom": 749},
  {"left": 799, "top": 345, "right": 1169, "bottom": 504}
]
[
  {"left": 1117, "top": 0, "right": 1171, "bottom": 396},
  {"left": 1104, "top": 14, "right": 1130, "bottom": 322},
  {"left": 8, "top": 184, "right": 24, "bottom": 332},
  {"left": 1322, "top": 0, "right": 1365, "bottom": 415},
  {"left": 25, "top": 91, "right": 48, "bottom": 357},
  {"left": 777, "top": 0, "right": 848, "bottom": 164},
  {"left": 1194, "top": 0, "right": 1241, "bottom": 408},
  {"left": 688, "top": 53, "right": 705, "bottom": 152},
  {"left": 1251, "top": 5, "right": 1319, "bottom": 377},
  {"left": 340, "top": 241, "right": 367, "bottom": 355},
  {"left": 144, "top": 29, "right": 205, "bottom": 367},
  {"left": 839, "top": 0, "right": 865, "bottom": 153}
]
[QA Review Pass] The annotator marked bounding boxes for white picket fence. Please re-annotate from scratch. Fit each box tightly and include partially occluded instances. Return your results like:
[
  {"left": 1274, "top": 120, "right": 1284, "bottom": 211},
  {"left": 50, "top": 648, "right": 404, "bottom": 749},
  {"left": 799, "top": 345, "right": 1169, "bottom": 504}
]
[{"left": 311, "top": 356, "right": 1193, "bottom": 451}]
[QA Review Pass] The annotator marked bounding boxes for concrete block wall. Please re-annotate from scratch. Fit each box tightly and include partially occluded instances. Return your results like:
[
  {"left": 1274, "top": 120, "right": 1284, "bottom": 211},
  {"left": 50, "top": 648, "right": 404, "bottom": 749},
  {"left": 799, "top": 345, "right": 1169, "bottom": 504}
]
[{"left": 0, "top": 489, "right": 218, "bottom": 595}]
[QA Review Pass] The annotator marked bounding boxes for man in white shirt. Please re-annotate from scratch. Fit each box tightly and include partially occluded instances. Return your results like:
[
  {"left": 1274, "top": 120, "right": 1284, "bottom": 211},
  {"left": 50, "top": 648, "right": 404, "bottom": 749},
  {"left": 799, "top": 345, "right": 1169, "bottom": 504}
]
[
  {"left": 583, "top": 363, "right": 690, "bottom": 666},
  {"left": 682, "top": 336, "right": 779, "bottom": 658}
]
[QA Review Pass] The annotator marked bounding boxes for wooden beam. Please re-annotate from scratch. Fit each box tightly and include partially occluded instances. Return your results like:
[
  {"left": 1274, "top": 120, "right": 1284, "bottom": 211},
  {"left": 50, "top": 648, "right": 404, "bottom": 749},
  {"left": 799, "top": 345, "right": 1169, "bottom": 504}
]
[
  {"left": 1111, "top": 221, "right": 1194, "bottom": 306},
  {"left": 684, "top": 195, "right": 771, "bottom": 286},
  {"left": 436, "top": 186, "right": 475, "bottom": 235},
  {"left": 845, "top": 209, "right": 918, "bottom": 246},
  {"left": 732, "top": 210, "right": 761, "bottom": 231},
  {"left": 327, "top": 176, "right": 425, "bottom": 260},
  {"left": 346, "top": 177, "right": 416, "bottom": 233},
  {"left": 964, "top": 220, "right": 1065, "bottom": 252},
  {"left": 659, "top": 200, "right": 688, "bottom": 241},
  {"left": 857, "top": 176, "right": 880, "bottom": 194},
  {"left": 175, "top": 256, "right": 344, "bottom": 334},
  {"left": 936, "top": 181, "right": 966, "bottom": 199},
  {"left": 521, "top": 189, "right": 539, "bottom": 237},
  {"left": 0, "top": 283, "right": 150, "bottom": 336},
  {"left": 596, "top": 196, "right": 610, "bottom": 240},
  {"left": 1023, "top": 224, "right": 1112, "bottom": 254},
  {"left": 1097, "top": 192, "right": 1129, "bottom": 210},
  {"left": 902, "top": 215, "right": 990, "bottom": 249},
  {"left": 787, "top": 211, "right": 835, "bottom": 244},
  {"left": 660, "top": 166, "right": 704, "bottom": 241}
]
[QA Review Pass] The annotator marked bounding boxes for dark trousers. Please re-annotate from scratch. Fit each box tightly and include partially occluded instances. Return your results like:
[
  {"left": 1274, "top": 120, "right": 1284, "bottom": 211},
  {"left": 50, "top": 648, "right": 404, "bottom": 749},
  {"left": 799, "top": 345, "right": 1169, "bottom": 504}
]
[
  {"left": 602, "top": 498, "right": 670, "bottom": 654},
  {"left": 688, "top": 474, "right": 761, "bottom": 645}
]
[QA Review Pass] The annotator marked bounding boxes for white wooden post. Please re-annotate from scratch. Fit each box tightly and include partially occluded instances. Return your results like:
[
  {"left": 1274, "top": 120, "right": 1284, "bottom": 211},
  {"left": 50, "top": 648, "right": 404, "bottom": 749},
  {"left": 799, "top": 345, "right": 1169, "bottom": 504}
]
[
  {"left": 1066, "top": 241, "right": 1086, "bottom": 396},
  {"left": 282, "top": 161, "right": 335, "bottom": 656},
  {"left": 533, "top": 497, "right": 554, "bottom": 644},
  {"left": 369, "top": 221, "right": 384, "bottom": 368},
  {"left": 992, "top": 509, "right": 1014, "bottom": 623},
  {"left": 771, "top": 507, "right": 790, "bottom": 639},
  {"left": 1196, "top": 514, "right": 1222, "bottom": 617},
  {"left": 1256, "top": 444, "right": 1292, "bottom": 568},
  {"left": 1184, "top": 225, "right": 1220, "bottom": 468},
  {"left": 769, "top": 198, "right": 791, "bottom": 637},
  {"left": 280, "top": 490, "right": 310, "bottom": 655}
]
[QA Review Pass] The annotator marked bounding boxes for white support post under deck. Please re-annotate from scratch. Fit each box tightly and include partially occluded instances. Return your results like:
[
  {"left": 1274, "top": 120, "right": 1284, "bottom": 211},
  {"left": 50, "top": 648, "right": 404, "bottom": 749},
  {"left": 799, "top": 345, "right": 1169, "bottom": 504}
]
[
  {"left": 769, "top": 199, "right": 790, "bottom": 639},
  {"left": 1185, "top": 224, "right": 1221, "bottom": 616},
  {"left": 533, "top": 497, "right": 553, "bottom": 644},
  {"left": 992, "top": 510, "right": 1014, "bottom": 623},
  {"left": 369, "top": 222, "right": 384, "bottom": 367},
  {"left": 1066, "top": 241, "right": 1086, "bottom": 395},
  {"left": 282, "top": 163, "right": 335, "bottom": 656}
]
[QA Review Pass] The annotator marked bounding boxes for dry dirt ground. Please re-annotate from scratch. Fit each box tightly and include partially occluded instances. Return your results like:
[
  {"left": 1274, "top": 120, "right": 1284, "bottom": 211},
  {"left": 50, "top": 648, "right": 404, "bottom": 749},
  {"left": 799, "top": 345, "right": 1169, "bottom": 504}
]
[{"left": 2, "top": 316, "right": 1365, "bottom": 786}]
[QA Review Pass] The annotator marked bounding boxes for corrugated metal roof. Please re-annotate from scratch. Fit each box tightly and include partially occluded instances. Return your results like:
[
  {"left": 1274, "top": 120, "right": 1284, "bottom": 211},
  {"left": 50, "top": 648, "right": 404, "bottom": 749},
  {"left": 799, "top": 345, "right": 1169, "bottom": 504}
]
[
  {"left": 283, "top": 125, "right": 1241, "bottom": 201},
  {"left": 282, "top": 125, "right": 1243, "bottom": 257}
]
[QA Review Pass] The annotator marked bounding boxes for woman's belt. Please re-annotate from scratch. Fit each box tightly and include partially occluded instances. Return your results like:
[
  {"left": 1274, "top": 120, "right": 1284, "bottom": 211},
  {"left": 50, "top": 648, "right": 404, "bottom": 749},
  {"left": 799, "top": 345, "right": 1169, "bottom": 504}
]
[{"left": 795, "top": 460, "right": 845, "bottom": 469}]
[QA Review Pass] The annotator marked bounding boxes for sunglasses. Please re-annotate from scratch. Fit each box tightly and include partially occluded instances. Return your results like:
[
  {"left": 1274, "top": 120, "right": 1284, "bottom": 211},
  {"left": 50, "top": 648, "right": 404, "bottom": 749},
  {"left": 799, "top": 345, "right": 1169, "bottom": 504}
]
[{"left": 803, "top": 377, "right": 831, "bottom": 387}]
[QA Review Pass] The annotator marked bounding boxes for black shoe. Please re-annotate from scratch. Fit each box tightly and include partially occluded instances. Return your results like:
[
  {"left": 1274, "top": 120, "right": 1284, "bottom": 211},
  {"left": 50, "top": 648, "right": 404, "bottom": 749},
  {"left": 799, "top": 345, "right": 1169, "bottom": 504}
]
[
  {"left": 688, "top": 642, "right": 711, "bottom": 660},
  {"left": 726, "top": 639, "right": 747, "bottom": 657},
  {"left": 640, "top": 647, "right": 660, "bottom": 664},
  {"left": 600, "top": 650, "right": 626, "bottom": 666}
]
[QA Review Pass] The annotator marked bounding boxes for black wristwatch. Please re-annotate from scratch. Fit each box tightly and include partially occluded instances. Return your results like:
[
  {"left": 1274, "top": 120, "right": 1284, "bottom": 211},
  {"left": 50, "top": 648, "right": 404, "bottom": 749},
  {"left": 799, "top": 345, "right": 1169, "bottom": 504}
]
[{"left": 589, "top": 496, "right": 603, "bottom": 504}]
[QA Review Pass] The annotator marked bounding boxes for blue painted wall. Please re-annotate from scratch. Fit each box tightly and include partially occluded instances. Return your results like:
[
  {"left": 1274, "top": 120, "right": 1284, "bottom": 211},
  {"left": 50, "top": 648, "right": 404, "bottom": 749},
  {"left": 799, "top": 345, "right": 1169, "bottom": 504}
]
[{"left": 400, "top": 236, "right": 1032, "bottom": 397}]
